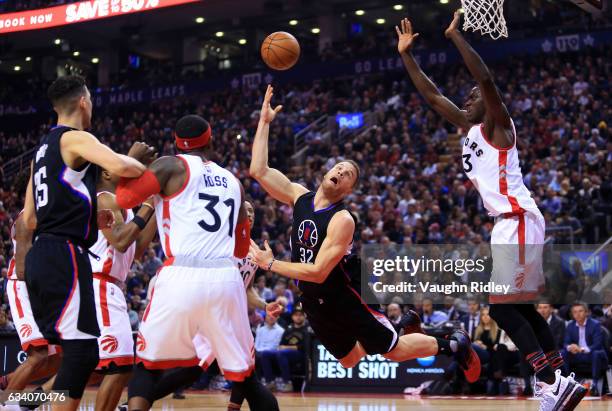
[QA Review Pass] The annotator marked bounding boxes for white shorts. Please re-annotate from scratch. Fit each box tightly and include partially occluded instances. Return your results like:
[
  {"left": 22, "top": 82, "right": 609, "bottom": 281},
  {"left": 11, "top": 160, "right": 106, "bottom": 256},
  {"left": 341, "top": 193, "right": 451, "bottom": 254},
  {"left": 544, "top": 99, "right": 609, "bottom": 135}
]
[
  {"left": 6, "top": 279, "right": 59, "bottom": 354},
  {"left": 193, "top": 334, "right": 216, "bottom": 370},
  {"left": 490, "top": 210, "right": 545, "bottom": 303},
  {"left": 136, "top": 263, "right": 255, "bottom": 381},
  {"left": 93, "top": 276, "right": 134, "bottom": 369}
]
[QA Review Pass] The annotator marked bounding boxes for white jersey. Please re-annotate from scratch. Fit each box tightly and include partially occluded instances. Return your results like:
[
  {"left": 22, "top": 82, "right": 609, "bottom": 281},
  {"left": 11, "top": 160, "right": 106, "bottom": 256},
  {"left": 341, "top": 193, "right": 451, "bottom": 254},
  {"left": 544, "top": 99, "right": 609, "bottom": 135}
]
[
  {"left": 461, "top": 122, "right": 539, "bottom": 217},
  {"left": 155, "top": 154, "right": 241, "bottom": 262},
  {"left": 235, "top": 256, "right": 258, "bottom": 287},
  {"left": 7, "top": 212, "right": 20, "bottom": 280},
  {"left": 89, "top": 195, "right": 136, "bottom": 282}
]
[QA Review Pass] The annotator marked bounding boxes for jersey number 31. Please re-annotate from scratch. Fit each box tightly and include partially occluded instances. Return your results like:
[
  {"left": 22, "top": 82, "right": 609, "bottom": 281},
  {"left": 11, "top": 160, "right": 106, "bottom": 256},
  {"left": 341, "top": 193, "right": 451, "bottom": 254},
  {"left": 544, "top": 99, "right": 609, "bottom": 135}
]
[{"left": 198, "top": 193, "right": 235, "bottom": 237}]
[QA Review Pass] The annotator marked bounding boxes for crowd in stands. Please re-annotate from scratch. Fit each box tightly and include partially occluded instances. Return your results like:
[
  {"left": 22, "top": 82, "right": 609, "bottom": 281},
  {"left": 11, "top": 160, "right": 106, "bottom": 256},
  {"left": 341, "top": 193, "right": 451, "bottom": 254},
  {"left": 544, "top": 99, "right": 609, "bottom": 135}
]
[{"left": 0, "top": 37, "right": 610, "bottom": 394}]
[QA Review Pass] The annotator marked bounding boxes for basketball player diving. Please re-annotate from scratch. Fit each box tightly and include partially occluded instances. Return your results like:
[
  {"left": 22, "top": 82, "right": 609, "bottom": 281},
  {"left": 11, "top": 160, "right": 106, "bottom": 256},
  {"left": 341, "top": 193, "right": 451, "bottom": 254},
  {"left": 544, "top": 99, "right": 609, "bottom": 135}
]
[
  {"left": 396, "top": 11, "right": 585, "bottom": 410},
  {"left": 249, "top": 85, "right": 480, "bottom": 382}
]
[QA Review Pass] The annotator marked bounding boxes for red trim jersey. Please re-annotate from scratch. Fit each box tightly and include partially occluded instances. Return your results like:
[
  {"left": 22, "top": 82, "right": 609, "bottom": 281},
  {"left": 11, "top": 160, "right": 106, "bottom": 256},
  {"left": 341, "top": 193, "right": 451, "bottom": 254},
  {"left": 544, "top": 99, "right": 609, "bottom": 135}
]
[
  {"left": 461, "top": 122, "right": 539, "bottom": 216},
  {"left": 155, "top": 154, "right": 242, "bottom": 262},
  {"left": 89, "top": 195, "right": 136, "bottom": 282}
]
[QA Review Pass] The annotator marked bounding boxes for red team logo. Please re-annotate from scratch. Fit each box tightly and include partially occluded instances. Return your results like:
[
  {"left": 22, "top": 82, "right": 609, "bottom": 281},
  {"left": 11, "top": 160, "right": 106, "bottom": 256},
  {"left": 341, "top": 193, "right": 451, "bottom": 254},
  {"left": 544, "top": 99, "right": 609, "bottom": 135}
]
[
  {"left": 19, "top": 324, "right": 32, "bottom": 339},
  {"left": 298, "top": 219, "right": 318, "bottom": 247},
  {"left": 100, "top": 335, "right": 119, "bottom": 353},
  {"left": 136, "top": 332, "right": 146, "bottom": 352}
]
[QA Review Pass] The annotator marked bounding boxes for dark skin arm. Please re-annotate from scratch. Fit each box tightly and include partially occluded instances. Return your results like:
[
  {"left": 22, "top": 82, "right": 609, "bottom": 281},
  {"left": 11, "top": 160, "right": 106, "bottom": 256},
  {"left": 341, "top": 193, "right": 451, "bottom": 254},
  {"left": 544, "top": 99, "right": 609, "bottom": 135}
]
[
  {"left": 396, "top": 18, "right": 471, "bottom": 130},
  {"left": 445, "top": 11, "right": 513, "bottom": 148},
  {"left": 14, "top": 214, "right": 33, "bottom": 281},
  {"left": 98, "top": 192, "right": 155, "bottom": 253},
  {"left": 135, "top": 215, "right": 158, "bottom": 260}
]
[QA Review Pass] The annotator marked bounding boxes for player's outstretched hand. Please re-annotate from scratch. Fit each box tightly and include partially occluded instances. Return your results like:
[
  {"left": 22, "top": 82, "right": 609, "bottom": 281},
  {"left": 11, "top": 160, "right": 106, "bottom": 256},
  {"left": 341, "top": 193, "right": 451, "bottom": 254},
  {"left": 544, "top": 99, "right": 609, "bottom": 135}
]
[
  {"left": 266, "top": 301, "right": 283, "bottom": 320},
  {"left": 260, "top": 84, "right": 283, "bottom": 124},
  {"left": 249, "top": 239, "right": 274, "bottom": 269},
  {"left": 396, "top": 18, "right": 419, "bottom": 54},
  {"left": 445, "top": 10, "right": 462, "bottom": 38}
]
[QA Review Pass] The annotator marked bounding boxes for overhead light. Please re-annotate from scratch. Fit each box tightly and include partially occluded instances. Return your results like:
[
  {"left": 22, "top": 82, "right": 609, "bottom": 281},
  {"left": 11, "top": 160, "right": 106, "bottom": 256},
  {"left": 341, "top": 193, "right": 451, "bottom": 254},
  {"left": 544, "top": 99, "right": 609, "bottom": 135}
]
[
  {"left": 215, "top": 31, "right": 224, "bottom": 37},
  {"left": 289, "top": 19, "right": 298, "bottom": 26},
  {"left": 440, "top": 0, "right": 449, "bottom": 3},
  {"left": 376, "top": 18, "right": 386, "bottom": 24},
  {"left": 311, "top": 27, "right": 320, "bottom": 34},
  {"left": 91, "top": 57, "right": 100, "bottom": 64},
  {"left": 216, "top": 47, "right": 221, "bottom": 52},
  {"left": 355, "top": 9, "right": 365, "bottom": 16},
  {"left": 238, "top": 38, "right": 247, "bottom": 45},
  {"left": 237, "top": 134, "right": 242, "bottom": 140},
  {"left": 195, "top": 16, "right": 205, "bottom": 23},
  {"left": 459, "top": 7, "right": 465, "bottom": 13},
  {"left": 73, "top": 51, "right": 80, "bottom": 57},
  {"left": 25, "top": 56, "right": 31, "bottom": 62},
  {"left": 54, "top": 38, "right": 61, "bottom": 45},
  {"left": 393, "top": 4, "right": 403, "bottom": 10},
  {"left": 14, "top": 65, "right": 21, "bottom": 71}
]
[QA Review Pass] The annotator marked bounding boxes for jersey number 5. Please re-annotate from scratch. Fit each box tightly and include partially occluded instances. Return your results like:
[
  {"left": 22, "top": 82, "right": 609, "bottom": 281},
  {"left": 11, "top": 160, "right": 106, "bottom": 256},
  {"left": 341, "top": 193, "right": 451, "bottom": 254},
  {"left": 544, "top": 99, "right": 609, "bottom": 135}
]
[
  {"left": 462, "top": 154, "right": 473, "bottom": 173},
  {"left": 34, "top": 167, "right": 48, "bottom": 209},
  {"left": 198, "top": 193, "right": 235, "bottom": 237}
]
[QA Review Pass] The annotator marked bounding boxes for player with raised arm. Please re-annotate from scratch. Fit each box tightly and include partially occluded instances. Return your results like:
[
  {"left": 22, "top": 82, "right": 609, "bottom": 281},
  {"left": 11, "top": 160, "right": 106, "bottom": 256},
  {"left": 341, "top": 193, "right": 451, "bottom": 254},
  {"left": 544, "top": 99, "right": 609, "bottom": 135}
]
[
  {"left": 249, "top": 85, "right": 480, "bottom": 383},
  {"left": 115, "top": 115, "right": 276, "bottom": 411},
  {"left": 22, "top": 75, "right": 148, "bottom": 411},
  {"left": 396, "top": 12, "right": 585, "bottom": 411}
]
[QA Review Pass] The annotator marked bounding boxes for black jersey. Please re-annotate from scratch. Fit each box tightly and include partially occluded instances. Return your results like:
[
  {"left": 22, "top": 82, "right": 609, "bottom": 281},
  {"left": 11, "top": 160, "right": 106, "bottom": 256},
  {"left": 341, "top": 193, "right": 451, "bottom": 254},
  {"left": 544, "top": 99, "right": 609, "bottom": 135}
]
[
  {"left": 32, "top": 126, "right": 98, "bottom": 248},
  {"left": 290, "top": 191, "right": 357, "bottom": 298}
]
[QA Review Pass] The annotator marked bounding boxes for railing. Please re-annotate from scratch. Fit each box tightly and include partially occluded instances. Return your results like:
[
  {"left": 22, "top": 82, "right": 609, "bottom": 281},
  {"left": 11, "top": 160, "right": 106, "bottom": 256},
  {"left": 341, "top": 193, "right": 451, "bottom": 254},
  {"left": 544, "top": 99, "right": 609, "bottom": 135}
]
[
  {"left": 544, "top": 225, "right": 576, "bottom": 246},
  {"left": 293, "top": 115, "right": 328, "bottom": 154},
  {"left": 2, "top": 148, "right": 35, "bottom": 184}
]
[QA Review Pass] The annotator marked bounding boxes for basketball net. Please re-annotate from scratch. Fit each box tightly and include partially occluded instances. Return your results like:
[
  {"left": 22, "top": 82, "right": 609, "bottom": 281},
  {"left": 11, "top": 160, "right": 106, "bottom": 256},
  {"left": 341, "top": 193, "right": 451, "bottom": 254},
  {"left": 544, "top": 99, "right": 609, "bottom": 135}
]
[{"left": 461, "top": 0, "right": 508, "bottom": 40}]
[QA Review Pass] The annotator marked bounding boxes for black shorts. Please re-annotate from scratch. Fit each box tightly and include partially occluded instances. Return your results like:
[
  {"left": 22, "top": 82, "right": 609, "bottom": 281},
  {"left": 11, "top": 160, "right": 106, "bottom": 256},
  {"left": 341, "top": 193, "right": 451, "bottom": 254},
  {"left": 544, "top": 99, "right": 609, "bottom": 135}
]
[
  {"left": 25, "top": 235, "right": 100, "bottom": 344},
  {"left": 301, "top": 285, "right": 398, "bottom": 360}
]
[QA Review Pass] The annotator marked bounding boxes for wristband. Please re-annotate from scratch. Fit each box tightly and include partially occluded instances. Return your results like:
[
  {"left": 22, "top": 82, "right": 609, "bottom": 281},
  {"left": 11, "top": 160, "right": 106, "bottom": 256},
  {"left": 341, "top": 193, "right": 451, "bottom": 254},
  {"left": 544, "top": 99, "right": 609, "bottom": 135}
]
[
  {"left": 132, "top": 215, "right": 146, "bottom": 230},
  {"left": 267, "top": 258, "right": 275, "bottom": 271}
]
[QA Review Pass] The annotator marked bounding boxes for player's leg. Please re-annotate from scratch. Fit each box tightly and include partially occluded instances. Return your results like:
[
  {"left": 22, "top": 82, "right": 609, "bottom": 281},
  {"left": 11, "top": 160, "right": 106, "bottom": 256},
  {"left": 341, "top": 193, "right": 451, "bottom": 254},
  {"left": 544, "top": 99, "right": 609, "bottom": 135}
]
[
  {"left": 199, "top": 266, "right": 259, "bottom": 411},
  {"left": 95, "top": 369, "right": 132, "bottom": 411},
  {"left": 5, "top": 347, "right": 56, "bottom": 391},
  {"left": 93, "top": 279, "right": 135, "bottom": 411},
  {"left": 128, "top": 267, "right": 201, "bottom": 409},
  {"left": 26, "top": 240, "right": 100, "bottom": 410}
]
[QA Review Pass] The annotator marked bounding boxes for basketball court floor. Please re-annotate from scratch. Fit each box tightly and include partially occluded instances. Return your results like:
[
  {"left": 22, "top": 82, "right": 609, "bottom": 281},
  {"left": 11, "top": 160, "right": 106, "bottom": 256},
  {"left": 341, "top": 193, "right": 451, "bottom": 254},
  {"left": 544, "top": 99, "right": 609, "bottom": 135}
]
[{"left": 68, "top": 390, "right": 609, "bottom": 410}]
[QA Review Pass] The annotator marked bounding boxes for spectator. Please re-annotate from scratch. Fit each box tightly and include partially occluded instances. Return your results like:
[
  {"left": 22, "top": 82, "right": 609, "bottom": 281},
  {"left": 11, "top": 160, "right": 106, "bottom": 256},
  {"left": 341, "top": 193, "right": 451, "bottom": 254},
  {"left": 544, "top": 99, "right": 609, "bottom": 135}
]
[
  {"left": 460, "top": 298, "right": 481, "bottom": 340},
  {"left": 442, "top": 296, "right": 464, "bottom": 321},
  {"left": 0, "top": 308, "right": 15, "bottom": 333},
  {"left": 386, "top": 303, "right": 403, "bottom": 333},
  {"left": 562, "top": 302, "right": 608, "bottom": 396},
  {"left": 262, "top": 306, "right": 310, "bottom": 392},
  {"left": 255, "top": 275, "right": 274, "bottom": 302},
  {"left": 142, "top": 248, "right": 162, "bottom": 277},
  {"left": 255, "top": 314, "right": 285, "bottom": 386},
  {"left": 421, "top": 298, "right": 448, "bottom": 327},
  {"left": 537, "top": 303, "right": 566, "bottom": 350}
]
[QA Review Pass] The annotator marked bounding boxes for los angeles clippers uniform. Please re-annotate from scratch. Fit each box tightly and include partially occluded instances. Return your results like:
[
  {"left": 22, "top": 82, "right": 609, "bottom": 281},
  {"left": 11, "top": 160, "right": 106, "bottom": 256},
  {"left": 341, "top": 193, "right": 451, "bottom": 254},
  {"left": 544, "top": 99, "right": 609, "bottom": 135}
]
[
  {"left": 26, "top": 126, "right": 100, "bottom": 343},
  {"left": 136, "top": 154, "right": 254, "bottom": 381},
  {"left": 89, "top": 195, "right": 136, "bottom": 369},
  {"left": 291, "top": 192, "right": 398, "bottom": 360},
  {"left": 6, "top": 212, "right": 58, "bottom": 354},
  {"left": 193, "top": 256, "right": 259, "bottom": 370},
  {"left": 462, "top": 122, "right": 545, "bottom": 302}
]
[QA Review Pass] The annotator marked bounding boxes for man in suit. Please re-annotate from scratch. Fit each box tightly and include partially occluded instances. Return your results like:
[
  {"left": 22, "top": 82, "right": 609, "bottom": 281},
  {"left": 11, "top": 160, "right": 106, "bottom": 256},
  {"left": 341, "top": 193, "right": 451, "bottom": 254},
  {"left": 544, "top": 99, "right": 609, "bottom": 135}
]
[
  {"left": 442, "top": 296, "right": 464, "bottom": 322},
  {"left": 562, "top": 302, "right": 608, "bottom": 396},
  {"left": 421, "top": 298, "right": 448, "bottom": 327},
  {"left": 460, "top": 298, "right": 481, "bottom": 341},
  {"left": 537, "top": 303, "right": 566, "bottom": 350}
]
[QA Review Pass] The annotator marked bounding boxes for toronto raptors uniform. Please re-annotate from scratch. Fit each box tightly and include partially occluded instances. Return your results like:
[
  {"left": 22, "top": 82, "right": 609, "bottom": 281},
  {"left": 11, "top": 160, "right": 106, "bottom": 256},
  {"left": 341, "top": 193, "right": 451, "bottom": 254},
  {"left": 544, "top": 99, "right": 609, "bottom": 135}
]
[
  {"left": 137, "top": 154, "right": 254, "bottom": 381},
  {"left": 89, "top": 194, "right": 136, "bottom": 369},
  {"left": 193, "top": 256, "right": 259, "bottom": 369},
  {"left": 6, "top": 212, "right": 58, "bottom": 354},
  {"left": 462, "top": 122, "right": 545, "bottom": 302}
]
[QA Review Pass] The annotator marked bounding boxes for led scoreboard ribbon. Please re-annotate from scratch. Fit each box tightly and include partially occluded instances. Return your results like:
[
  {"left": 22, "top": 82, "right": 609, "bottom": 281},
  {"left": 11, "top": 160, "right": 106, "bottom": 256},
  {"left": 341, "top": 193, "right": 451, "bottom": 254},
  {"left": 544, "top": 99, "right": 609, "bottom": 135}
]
[{"left": 0, "top": 0, "right": 200, "bottom": 34}]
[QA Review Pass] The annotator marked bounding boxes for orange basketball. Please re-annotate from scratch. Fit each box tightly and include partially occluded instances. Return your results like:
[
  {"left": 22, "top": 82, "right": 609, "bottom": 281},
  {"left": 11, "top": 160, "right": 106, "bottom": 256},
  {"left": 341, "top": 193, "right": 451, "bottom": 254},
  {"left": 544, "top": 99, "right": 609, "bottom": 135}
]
[{"left": 260, "top": 31, "right": 300, "bottom": 70}]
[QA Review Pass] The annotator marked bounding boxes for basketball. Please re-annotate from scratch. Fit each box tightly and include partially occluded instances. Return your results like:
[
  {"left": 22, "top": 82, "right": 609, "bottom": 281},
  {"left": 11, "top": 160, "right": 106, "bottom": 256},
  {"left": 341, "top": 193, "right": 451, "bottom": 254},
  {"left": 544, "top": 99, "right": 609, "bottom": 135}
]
[{"left": 260, "top": 31, "right": 300, "bottom": 70}]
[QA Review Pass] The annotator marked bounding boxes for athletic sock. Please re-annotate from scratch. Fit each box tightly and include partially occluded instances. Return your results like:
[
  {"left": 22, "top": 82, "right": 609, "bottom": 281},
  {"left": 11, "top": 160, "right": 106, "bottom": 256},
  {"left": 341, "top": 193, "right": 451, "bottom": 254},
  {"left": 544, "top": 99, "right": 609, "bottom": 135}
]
[
  {"left": 545, "top": 350, "right": 565, "bottom": 372},
  {"left": 435, "top": 338, "right": 457, "bottom": 356},
  {"left": 526, "top": 351, "right": 555, "bottom": 385}
]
